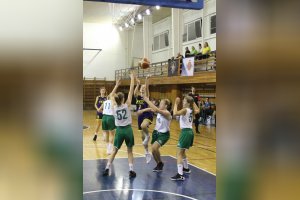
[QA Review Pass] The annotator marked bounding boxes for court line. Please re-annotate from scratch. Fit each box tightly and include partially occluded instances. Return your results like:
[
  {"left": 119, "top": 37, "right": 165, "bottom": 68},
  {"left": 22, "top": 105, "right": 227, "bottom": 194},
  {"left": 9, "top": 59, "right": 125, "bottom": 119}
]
[
  {"left": 168, "top": 155, "right": 216, "bottom": 176},
  {"left": 83, "top": 188, "right": 198, "bottom": 200}
]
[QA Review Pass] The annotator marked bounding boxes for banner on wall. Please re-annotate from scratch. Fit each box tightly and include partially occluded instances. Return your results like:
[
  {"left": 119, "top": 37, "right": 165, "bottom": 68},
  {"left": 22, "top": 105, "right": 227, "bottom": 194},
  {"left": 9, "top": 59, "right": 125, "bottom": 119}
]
[
  {"left": 87, "top": 0, "right": 204, "bottom": 10},
  {"left": 181, "top": 57, "right": 194, "bottom": 76}
]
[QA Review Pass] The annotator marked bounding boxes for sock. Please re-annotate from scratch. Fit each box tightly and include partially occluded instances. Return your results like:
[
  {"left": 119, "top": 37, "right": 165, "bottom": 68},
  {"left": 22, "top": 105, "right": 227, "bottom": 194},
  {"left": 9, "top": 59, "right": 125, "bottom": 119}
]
[
  {"left": 106, "top": 162, "right": 111, "bottom": 169},
  {"left": 94, "top": 132, "right": 97, "bottom": 135},
  {"left": 182, "top": 158, "right": 188, "bottom": 169},
  {"left": 177, "top": 164, "right": 183, "bottom": 175},
  {"left": 129, "top": 163, "right": 133, "bottom": 171}
]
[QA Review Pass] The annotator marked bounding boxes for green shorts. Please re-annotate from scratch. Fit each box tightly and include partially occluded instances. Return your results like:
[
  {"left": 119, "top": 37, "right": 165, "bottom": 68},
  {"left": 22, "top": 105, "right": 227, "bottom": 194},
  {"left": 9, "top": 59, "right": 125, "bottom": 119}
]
[
  {"left": 151, "top": 130, "right": 170, "bottom": 147},
  {"left": 177, "top": 128, "right": 194, "bottom": 149},
  {"left": 102, "top": 115, "right": 116, "bottom": 131},
  {"left": 114, "top": 125, "right": 134, "bottom": 149}
]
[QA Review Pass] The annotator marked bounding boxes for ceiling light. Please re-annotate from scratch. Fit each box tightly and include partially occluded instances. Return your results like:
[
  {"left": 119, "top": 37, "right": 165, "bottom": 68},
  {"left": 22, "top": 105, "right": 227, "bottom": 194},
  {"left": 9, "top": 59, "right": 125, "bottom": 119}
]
[
  {"left": 137, "top": 14, "right": 142, "bottom": 20},
  {"left": 146, "top": 9, "right": 151, "bottom": 15},
  {"left": 125, "top": 23, "right": 129, "bottom": 28},
  {"left": 119, "top": 26, "right": 123, "bottom": 31},
  {"left": 131, "top": 18, "right": 135, "bottom": 24}
]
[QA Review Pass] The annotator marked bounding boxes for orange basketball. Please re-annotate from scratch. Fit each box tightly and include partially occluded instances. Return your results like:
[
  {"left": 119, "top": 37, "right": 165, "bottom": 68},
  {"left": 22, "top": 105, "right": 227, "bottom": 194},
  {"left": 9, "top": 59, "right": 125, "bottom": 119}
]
[{"left": 139, "top": 58, "right": 150, "bottom": 69}]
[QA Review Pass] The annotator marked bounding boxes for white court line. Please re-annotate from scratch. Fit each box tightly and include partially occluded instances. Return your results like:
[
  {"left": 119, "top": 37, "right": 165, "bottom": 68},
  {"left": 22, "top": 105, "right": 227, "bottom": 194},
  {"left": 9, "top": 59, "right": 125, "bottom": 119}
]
[
  {"left": 83, "top": 156, "right": 144, "bottom": 161},
  {"left": 83, "top": 188, "right": 198, "bottom": 200},
  {"left": 168, "top": 155, "right": 216, "bottom": 176}
]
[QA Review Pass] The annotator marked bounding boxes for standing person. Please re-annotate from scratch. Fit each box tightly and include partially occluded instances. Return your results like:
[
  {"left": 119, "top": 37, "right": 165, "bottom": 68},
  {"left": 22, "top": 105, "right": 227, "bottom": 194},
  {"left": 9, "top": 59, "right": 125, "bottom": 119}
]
[
  {"left": 170, "top": 96, "right": 199, "bottom": 181},
  {"left": 98, "top": 80, "right": 121, "bottom": 154},
  {"left": 134, "top": 76, "right": 153, "bottom": 163},
  {"left": 93, "top": 87, "right": 107, "bottom": 141},
  {"left": 203, "top": 98, "right": 211, "bottom": 124},
  {"left": 142, "top": 90, "right": 172, "bottom": 172},
  {"left": 103, "top": 72, "right": 137, "bottom": 178},
  {"left": 189, "top": 87, "right": 201, "bottom": 134}
]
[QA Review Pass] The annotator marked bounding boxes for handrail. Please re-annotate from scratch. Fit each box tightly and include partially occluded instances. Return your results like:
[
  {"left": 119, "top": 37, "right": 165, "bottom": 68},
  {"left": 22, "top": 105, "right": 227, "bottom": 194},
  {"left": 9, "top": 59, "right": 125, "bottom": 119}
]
[{"left": 115, "top": 56, "right": 216, "bottom": 80}]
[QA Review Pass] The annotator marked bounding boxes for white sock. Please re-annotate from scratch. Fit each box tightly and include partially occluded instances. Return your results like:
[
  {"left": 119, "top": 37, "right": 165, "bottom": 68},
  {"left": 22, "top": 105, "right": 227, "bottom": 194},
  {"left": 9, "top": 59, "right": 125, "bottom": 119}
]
[
  {"left": 106, "top": 162, "right": 111, "bottom": 169},
  {"left": 177, "top": 164, "right": 183, "bottom": 175},
  {"left": 129, "top": 163, "right": 133, "bottom": 171},
  {"left": 182, "top": 158, "right": 188, "bottom": 169}
]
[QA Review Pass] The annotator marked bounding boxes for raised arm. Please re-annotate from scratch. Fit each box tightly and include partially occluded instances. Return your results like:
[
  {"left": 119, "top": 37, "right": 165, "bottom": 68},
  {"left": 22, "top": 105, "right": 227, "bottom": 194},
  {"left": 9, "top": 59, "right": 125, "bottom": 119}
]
[
  {"left": 145, "top": 75, "right": 150, "bottom": 98},
  {"left": 134, "top": 78, "right": 140, "bottom": 97},
  {"left": 126, "top": 72, "right": 135, "bottom": 106},
  {"left": 109, "top": 78, "right": 121, "bottom": 99},
  {"left": 143, "top": 96, "right": 171, "bottom": 119},
  {"left": 173, "top": 97, "right": 187, "bottom": 116}
]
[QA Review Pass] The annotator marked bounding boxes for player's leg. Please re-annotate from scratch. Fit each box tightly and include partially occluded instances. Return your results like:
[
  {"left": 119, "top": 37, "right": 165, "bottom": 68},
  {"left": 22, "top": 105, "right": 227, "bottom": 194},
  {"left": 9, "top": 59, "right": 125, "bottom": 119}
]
[
  {"left": 103, "top": 127, "right": 123, "bottom": 176},
  {"left": 141, "top": 119, "right": 152, "bottom": 163},
  {"left": 125, "top": 126, "right": 136, "bottom": 178},
  {"left": 182, "top": 150, "right": 191, "bottom": 173},
  {"left": 152, "top": 142, "right": 164, "bottom": 172},
  {"left": 107, "top": 129, "right": 115, "bottom": 154},
  {"left": 170, "top": 148, "right": 185, "bottom": 181},
  {"left": 194, "top": 113, "right": 200, "bottom": 134},
  {"left": 93, "top": 118, "right": 101, "bottom": 141}
]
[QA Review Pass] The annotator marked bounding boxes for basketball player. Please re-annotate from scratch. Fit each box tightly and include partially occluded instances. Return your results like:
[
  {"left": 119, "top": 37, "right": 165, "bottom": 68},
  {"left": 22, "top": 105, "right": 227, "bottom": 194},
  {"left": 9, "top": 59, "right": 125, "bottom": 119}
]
[
  {"left": 103, "top": 72, "right": 136, "bottom": 178},
  {"left": 189, "top": 87, "right": 201, "bottom": 134},
  {"left": 142, "top": 94, "right": 171, "bottom": 172},
  {"left": 98, "top": 79, "right": 121, "bottom": 154},
  {"left": 170, "top": 96, "right": 199, "bottom": 181},
  {"left": 93, "top": 87, "right": 107, "bottom": 141},
  {"left": 134, "top": 76, "right": 153, "bottom": 163}
]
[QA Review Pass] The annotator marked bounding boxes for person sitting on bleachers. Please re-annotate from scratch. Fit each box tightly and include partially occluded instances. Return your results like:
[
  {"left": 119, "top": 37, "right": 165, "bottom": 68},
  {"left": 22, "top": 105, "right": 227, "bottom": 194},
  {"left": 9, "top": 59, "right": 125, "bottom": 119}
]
[
  {"left": 185, "top": 47, "right": 192, "bottom": 58},
  {"left": 201, "top": 42, "right": 211, "bottom": 59},
  {"left": 191, "top": 46, "right": 198, "bottom": 56}
]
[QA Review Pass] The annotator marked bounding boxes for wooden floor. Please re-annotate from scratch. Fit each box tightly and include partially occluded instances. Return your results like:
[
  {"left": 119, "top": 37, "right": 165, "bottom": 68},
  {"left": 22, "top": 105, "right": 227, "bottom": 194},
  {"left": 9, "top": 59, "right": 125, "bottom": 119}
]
[{"left": 83, "top": 110, "right": 216, "bottom": 175}]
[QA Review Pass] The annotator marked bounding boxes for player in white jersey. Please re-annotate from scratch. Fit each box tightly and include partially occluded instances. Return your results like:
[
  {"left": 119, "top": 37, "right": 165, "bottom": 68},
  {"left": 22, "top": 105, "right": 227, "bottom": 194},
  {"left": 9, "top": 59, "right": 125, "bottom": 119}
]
[
  {"left": 171, "top": 96, "right": 200, "bottom": 181},
  {"left": 143, "top": 94, "right": 171, "bottom": 172},
  {"left": 103, "top": 72, "right": 137, "bottom": 178},
  {"left": 98, "top": 80, "right": 120, "bottom": 154}
]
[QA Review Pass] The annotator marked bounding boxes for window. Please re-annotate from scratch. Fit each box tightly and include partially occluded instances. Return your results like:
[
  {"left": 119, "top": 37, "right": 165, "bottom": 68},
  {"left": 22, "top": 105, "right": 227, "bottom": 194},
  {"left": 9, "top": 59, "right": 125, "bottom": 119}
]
[
  {"left": 183, "top": 18, "right": 202, "bottom": 42},
  {"left": 210, "top": 15, "right": 216, "bottom": 34},
  {"left": 153, "top": 31, "right": 169, "bottom": 51}
]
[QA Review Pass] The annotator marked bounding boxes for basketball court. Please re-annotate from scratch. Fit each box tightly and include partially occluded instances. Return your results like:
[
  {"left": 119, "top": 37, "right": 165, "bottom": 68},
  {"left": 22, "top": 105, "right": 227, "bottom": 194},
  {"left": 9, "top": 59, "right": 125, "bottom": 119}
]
[{"left": 83, "top": 0, "right": 216, "bottom": 199}]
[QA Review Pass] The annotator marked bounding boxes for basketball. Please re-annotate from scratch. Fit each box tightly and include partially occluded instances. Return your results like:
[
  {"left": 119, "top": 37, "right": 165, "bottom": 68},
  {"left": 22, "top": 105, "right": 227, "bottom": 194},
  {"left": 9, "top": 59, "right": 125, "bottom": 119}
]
[{"left": 139, "top": 57, "right": 150, "bottom": 69}]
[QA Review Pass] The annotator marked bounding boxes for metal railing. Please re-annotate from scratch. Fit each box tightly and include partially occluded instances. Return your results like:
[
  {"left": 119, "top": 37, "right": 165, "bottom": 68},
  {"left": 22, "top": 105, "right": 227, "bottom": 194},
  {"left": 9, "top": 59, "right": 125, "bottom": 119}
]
[{"left": 115, "top": 56, "right": 216, "bottom": 80}]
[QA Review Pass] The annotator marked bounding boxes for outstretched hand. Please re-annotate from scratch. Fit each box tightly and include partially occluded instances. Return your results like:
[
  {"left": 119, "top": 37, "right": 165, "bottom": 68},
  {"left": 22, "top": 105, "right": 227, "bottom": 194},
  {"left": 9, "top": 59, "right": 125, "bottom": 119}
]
[{"left": 175, "top": 97, "right": 181, "bottom": 105}]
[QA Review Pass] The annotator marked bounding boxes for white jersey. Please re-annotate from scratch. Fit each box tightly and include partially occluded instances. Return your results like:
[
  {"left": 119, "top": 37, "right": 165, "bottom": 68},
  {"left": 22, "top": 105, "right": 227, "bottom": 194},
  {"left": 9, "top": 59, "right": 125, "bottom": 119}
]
[
  {"left": 154, "top": 113, "right": 171, "bottom": 133},
  {"left": 179, "top": 108, "right": 193, "bottom": 129},
  {"left": 113, "top": 104, "right": 132, "bottom": 127},
  {"left": 102, "top": 100, "right": 113, "bottom": 115}
]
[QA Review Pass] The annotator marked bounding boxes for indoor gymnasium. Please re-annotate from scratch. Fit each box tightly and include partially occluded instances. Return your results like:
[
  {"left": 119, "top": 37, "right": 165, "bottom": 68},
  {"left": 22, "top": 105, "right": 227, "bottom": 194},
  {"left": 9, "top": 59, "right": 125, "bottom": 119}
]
[{"left": 83, "top": 0, "right": 216, "bottom": 199}]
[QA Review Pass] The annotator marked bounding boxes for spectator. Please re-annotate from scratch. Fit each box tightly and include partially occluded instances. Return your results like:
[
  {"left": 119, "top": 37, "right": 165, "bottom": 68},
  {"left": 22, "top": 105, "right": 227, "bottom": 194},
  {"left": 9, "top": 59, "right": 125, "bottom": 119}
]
[
  {"left": 198, "top": 43, "right": 202, "bottom": 52},
  {"left": 185, "top": 47, "right": 192, "bottom": 58},
  {"left": 202, "top": 42, "right": 211, "bottom": 59},
  {"left": 191, "top": 46, "right": 198, "bottom": 56}
]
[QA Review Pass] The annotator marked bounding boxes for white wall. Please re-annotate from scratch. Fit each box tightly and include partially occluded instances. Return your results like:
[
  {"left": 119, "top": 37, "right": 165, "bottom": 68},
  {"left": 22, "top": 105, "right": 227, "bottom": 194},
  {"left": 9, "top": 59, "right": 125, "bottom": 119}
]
[
  {"left": 151, "top": 17, "right": 173, "bottom": 63},
  {"left": 127, "top": 25, "right": 144, "bottom": 67}
]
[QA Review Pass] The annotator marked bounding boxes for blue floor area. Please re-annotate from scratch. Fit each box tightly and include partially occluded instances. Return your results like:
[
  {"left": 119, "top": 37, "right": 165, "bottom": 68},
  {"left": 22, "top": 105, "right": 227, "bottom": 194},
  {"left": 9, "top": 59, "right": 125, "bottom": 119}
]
[{"left": 83, "top": 156, "right": 216, "bottom": 200}]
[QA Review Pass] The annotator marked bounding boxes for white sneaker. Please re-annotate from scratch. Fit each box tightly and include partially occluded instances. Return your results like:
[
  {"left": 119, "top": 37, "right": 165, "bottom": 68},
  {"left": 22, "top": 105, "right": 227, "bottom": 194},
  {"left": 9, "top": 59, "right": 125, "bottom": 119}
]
[
  {"left": 145, "top": 153, "right": 152, "bottom": 164},
  {"left": 142, "top": 135, "right": 150, "bottom": 146}
]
